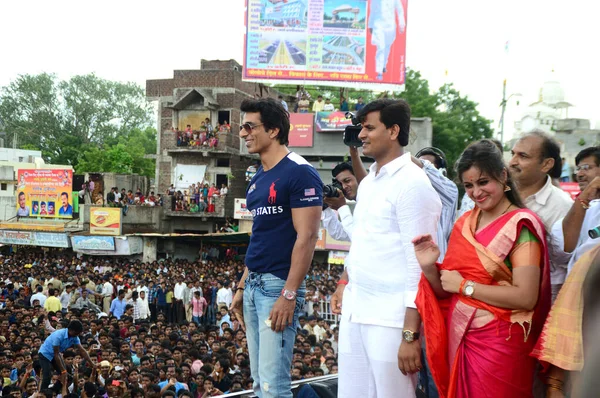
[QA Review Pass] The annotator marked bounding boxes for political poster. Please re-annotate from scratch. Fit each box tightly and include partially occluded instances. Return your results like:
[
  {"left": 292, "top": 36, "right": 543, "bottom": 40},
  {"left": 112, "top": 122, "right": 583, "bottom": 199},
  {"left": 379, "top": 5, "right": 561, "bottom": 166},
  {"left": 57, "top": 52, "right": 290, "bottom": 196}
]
[
  {"left": 244, "top": 0, "right": 408, "bottom": 90},
  {"left": 289, "top": 113, "right": 314, "bottom": 147},
  {"left": 16, "top": 169, "right": 73, "bottom": 219}
]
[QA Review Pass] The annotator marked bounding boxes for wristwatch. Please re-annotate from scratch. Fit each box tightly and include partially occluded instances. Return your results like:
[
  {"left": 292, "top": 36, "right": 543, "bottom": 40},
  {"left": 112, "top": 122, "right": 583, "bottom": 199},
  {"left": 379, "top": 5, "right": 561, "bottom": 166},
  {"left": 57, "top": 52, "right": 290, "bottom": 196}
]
[
  {"left": 281, "top": 289, "right": 297, "bottom": 301},
  {"left": 402, "top": 329, "right": 420, "bottom": 343},
  {"left": 463, "top": 280, "right": 475, "bottom": 297}
]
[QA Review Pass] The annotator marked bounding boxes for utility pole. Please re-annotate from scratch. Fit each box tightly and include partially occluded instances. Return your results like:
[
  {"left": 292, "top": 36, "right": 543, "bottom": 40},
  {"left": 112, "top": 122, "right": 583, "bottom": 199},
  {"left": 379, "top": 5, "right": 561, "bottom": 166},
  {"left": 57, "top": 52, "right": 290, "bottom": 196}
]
[{"left": 499, "top": 79, "right": 507, "bottom": 147}]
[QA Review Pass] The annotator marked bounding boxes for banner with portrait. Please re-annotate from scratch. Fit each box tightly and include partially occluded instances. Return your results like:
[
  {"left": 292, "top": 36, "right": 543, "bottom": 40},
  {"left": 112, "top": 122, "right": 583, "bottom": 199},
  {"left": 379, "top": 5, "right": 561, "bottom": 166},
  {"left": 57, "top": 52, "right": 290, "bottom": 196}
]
[
  {"left": 16, "top": 169, "right": 73, "bottom": 219},
  {"left": 243, "top": 0, "right": 408, "bottom": 91}
]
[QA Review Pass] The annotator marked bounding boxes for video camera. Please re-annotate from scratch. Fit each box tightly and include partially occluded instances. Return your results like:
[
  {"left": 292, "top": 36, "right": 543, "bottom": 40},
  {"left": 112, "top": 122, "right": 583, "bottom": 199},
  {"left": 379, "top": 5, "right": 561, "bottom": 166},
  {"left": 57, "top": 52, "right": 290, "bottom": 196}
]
[
  {"left": 323, "top": 179, "right": 343, "bottom": 198},
  {"left": 343, "top": 112, "right": 363, "bottom": 147}
]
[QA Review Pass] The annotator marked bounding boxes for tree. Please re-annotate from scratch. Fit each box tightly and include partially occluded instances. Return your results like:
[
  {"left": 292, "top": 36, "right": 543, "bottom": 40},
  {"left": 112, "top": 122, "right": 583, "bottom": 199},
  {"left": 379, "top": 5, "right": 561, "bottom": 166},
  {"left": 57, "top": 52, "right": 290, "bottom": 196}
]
[
  {"left": 0, "top": 73, "right": 152, "bottom": 167},
  {"left": 76, "top": 127, "right": 156, "bottom": 177},
  {"left": 431, "top": 84, "right": 494, "bottom": 176}
]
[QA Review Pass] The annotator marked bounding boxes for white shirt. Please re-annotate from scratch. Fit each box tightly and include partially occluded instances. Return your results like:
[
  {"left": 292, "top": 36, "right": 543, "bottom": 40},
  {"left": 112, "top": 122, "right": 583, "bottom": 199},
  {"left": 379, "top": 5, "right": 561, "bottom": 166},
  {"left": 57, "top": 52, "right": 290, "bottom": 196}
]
[
  {"left": 322, "top": 206, "right": 354, "bottom": 242},
  {"left": 343, "top": 153, "right": 441, "bottom": 328},
  {"left": 59, "top": 291, "right": 72, "bottom": 309},
  {"left": 523, "top": 176, "right": 573, "bottom": 284},
  {"left": 216, "top": 287, "right": 233, "bottom": 307},
  {"left": 323, "top": 103, "right": 335, "bottom": 111},
  {"left": 31, "top": 292, "right": 47, "bottom": 307},
  {"left": 321, "top": 160, "right": 456, "bottom": 262},
  {"left": 138, "top": 297, "right": 150, "bottom": 319},
  {"left": 174, "top": 282, "right": 186, "bottom": 300},
  {"left": 551, "top": 200, "right": 600, "bottom": 276},
  {"left": 102, "top": 282, "right": 114, "bottom": 297}
]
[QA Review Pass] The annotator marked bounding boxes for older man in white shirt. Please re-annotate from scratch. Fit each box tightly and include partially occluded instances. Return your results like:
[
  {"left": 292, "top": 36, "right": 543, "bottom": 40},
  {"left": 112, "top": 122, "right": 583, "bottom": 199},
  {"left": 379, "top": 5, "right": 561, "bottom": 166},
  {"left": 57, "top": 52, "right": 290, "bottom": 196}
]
[
  {"left": 509, "top": 131, "right": 573, "bottom": 302},
  {"left": 173, "top": 277, "right": 186, "bottom": 324},
  {"left": 336, "top": 99, "right": 441, "bottom": 397}
]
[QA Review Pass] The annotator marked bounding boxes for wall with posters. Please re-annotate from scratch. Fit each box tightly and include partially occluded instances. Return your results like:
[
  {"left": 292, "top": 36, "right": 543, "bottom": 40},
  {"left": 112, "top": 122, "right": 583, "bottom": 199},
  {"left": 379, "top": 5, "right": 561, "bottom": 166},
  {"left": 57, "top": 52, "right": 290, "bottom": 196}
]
[
  {"left": 244, "top": 0, "right": 408, "bottom": 91},
  {"left": 89, "top": 207, "right": 123, "bottom": 236},
  {"left": 16, "top": 169, "right": 73, "bottom": 218}
]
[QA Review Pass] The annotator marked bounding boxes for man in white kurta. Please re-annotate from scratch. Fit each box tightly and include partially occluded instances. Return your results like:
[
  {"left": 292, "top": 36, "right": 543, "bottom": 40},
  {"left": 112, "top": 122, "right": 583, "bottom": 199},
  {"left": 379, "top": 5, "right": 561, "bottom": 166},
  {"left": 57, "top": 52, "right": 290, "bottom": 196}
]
[
  {"left": 338, "top": 99, "right": 441, "bottom": 398},
  {"left": 368, "top": 0, "right": 406, "bottom": 80}
]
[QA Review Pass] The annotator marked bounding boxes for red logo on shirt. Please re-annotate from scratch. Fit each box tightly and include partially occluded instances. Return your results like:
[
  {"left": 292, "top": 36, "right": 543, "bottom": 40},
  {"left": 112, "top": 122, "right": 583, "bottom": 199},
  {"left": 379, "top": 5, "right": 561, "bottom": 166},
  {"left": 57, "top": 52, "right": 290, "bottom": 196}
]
[{"left": 268, "top": 181, "right": 278, "bottom": 204}]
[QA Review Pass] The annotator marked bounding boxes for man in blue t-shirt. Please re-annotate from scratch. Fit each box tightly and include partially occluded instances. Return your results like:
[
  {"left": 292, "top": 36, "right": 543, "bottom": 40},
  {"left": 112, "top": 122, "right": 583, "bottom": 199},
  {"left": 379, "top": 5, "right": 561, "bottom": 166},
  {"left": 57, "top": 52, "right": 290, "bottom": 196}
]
[
  {"left": 38, "top": 320, "right": 95, "bottom": 390},
  {"left": 231, "top": 97, "right": 322, "bottom": 398}
]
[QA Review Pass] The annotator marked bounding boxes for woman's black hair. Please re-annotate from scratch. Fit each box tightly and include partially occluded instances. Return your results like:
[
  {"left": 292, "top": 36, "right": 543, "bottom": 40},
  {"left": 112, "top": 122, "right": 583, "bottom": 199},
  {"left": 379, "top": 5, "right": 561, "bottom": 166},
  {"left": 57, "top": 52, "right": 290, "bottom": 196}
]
[{"left": 456, "top": 139, "right": 525, "bottom": 208}]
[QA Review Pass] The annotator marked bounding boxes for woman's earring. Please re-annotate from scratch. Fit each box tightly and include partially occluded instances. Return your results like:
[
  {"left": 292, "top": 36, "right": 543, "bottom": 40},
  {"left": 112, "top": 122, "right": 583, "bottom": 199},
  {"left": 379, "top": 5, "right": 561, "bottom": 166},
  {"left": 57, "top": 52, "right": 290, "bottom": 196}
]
[{"left": 504, "top": 185, "right": 511, "bottom": 192}]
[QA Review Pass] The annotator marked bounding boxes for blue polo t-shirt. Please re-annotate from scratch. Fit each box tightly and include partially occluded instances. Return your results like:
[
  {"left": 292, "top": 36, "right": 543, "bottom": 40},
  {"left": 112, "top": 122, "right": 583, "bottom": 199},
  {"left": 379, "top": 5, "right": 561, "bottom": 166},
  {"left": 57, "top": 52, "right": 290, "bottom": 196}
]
[
  {"left": 245, "top": 152, "right": 323, "bottom": 280},
  {"left": 38, "top": 328, "right": 81, "bottom": 361}
]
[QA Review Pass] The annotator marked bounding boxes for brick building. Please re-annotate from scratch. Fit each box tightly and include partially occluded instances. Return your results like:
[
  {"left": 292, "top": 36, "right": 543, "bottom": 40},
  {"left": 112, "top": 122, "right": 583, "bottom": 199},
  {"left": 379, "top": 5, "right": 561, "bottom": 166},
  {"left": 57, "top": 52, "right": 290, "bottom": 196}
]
[{"left": 146, "top": 59, "right": 269, "bottom": 237}]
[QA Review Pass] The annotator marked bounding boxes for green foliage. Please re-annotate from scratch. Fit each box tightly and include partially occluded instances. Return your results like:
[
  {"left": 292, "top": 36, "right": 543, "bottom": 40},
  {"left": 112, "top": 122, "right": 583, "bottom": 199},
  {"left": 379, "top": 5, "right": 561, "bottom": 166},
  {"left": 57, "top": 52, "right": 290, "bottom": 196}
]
[
  {"left": 76, "top": 127, "right": 156, "bottom": 177},
  {"left": 0, "top": 73, "right": 152, "bottom": 169}
]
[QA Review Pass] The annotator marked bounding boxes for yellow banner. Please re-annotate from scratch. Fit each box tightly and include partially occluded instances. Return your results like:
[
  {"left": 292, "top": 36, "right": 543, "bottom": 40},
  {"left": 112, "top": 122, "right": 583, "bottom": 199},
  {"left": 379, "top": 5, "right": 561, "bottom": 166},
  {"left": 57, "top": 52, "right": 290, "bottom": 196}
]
[
  {"left": 16, "top": 169, "right": 73, "bottom": 218},
  {"left": 90, "top": 207, "right": 122, "bottom": 236}
]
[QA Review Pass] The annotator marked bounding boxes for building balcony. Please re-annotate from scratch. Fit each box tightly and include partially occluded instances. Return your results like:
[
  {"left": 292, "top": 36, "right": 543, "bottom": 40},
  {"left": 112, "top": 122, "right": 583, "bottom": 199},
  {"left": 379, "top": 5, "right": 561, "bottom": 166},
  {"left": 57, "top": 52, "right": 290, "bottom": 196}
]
[
  {"left": 164, "top": 131, "right": 241, "bottom": 155},
  {"left": 163, "top": 196, "right": 226, "bottom": 218}
]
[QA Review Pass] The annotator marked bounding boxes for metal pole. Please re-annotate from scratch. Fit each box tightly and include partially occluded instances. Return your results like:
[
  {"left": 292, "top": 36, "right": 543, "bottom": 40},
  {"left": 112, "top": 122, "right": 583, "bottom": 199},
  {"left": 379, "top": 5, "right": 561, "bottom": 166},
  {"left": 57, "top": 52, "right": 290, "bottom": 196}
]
[{"left": 499, "top": 79, "right": 507, "bottom": 146}]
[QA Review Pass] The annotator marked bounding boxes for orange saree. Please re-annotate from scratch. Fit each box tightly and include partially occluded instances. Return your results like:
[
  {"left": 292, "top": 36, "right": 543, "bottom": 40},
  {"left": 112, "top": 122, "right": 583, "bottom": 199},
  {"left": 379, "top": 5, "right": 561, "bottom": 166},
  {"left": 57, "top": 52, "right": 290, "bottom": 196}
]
[{"left": 415, "top": 208, "right": 551, "bottom": 398}]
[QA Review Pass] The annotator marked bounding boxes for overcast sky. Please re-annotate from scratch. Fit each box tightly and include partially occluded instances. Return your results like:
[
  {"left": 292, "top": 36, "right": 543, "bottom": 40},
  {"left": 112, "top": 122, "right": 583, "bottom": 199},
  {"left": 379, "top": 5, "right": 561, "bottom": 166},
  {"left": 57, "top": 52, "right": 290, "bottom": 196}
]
[{"left": 1, "top": 0, "right": 598, "bottom": 140}]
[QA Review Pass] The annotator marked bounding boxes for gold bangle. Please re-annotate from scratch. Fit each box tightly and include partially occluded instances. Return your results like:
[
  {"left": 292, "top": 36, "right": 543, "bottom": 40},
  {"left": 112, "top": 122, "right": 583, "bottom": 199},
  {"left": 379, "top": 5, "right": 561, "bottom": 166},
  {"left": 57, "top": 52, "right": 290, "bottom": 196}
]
[{"left": 547, "top": 383, "right": 563, "bottom": 392}]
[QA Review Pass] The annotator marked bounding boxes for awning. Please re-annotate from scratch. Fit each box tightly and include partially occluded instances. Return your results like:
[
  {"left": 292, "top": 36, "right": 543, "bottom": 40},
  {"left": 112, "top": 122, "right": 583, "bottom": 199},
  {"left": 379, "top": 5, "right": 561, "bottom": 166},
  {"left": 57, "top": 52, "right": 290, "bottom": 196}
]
[{"left": 125, "top": 231, "right": 251, "bottom": 245}]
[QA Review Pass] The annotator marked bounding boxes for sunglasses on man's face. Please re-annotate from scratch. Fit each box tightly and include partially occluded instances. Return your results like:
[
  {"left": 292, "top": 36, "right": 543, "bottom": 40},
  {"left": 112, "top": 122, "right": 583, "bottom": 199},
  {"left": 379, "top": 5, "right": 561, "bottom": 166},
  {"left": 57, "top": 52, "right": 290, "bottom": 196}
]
[{"left": 239, "top": 122, "right": 264, "bottom": 133}]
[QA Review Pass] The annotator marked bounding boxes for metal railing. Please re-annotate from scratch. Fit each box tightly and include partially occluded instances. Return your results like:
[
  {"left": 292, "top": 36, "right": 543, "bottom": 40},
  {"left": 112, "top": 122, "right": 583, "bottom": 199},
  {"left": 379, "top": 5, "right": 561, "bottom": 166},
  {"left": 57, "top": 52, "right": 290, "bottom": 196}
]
[{"left": 213, "top": 374, "right": 338, "bottom": 398}]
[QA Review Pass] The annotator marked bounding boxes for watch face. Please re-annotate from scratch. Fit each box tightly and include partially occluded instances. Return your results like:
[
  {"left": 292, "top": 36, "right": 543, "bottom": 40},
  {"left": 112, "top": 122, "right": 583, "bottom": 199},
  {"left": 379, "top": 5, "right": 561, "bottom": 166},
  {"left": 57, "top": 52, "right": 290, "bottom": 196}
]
[
  {"left": 465, "top": 285, "right": 474, "bottom": 296},
  {"left": 403, "top": 331, "right": 413, "bottom": 342}
]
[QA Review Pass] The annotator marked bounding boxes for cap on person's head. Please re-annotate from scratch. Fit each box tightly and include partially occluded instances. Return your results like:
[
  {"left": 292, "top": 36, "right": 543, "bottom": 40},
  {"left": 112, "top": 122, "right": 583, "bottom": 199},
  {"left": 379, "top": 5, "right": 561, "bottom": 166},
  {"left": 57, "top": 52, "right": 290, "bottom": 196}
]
[
  {"left": 100, "top": 360, "right": 111, "bottom": 368},
  {"left": 68, "top": 320, "right": 84, "bottom": 334}
]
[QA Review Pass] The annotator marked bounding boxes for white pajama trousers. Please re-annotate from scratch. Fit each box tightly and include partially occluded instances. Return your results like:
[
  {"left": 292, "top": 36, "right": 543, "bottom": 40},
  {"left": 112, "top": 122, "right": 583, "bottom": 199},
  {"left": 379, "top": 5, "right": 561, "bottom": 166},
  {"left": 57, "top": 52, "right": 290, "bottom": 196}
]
[{"left": 338, "top": 317, "right": 416, "bottom": 398}]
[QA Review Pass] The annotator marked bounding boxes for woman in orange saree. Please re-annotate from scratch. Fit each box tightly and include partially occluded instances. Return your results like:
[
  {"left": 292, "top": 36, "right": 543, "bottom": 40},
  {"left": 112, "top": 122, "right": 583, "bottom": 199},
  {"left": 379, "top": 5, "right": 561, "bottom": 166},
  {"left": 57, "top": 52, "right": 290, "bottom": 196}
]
[{"left": 413, "top": 140, "right": 552, "bottom": 398}]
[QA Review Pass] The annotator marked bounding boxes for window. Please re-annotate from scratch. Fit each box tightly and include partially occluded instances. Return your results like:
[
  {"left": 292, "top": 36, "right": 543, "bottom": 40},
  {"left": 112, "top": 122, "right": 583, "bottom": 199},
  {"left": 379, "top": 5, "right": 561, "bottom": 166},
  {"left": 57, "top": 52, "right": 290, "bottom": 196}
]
[
  {"left": 18, "top": 157, "right": 23, "bottom": 162},
  {"left": 0, "top": 184, "right": 6, "bottom": 191},
  {"left": 216, "top": 158, "right": 230, "bottom": 167}
]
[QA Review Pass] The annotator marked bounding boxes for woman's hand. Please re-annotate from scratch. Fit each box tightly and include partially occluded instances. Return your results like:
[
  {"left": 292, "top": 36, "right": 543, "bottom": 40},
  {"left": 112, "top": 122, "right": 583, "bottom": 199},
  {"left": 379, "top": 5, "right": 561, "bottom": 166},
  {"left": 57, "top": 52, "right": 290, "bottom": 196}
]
[
  {"left": 412, "top": 234, "right": 440, "bottom": 270},
  {"left": 440, "top": 270, "right": 464, "bottom": 294}
]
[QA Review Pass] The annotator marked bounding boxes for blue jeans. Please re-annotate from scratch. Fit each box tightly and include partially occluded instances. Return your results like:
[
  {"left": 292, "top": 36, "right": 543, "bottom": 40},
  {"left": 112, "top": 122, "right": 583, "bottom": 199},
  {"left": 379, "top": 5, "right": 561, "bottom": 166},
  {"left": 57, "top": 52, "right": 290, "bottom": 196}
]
[
  {"left": 417, "top": 339, "right": 439, "bottom": 398},
  {"left": 244, "top": 272, "right": 306, "bottom": 398}
]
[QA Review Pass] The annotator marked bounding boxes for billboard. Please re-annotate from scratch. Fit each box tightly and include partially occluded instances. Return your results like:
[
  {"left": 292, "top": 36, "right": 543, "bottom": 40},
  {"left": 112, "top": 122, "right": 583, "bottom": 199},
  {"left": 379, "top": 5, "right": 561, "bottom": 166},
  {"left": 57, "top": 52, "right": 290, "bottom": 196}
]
[
  {"left": 90, "top": 207, "right": 123, "bottom": 236},
  {"left": 244, "top": 0, "right": 408, "bottom": 90},
  {"left": 16, "top": 169, "right": 73, "bottom": 218},
  {"left": 289, "top": 113, "right": 314, "bottom": 147},
  {"left": 72, "top": 236, "right": 142, "bottom": 255},
  {"left": 234, "top": 198, "right": 253, "bottom": 220},
  {"left": 71, "top": 236, "right": 116, "bottom": 251},
  {"left": 0, "top": 230, "right": 70, "bottom": 248},
  {"left": 315, "top": 111, "right": 353, "bottom": 131}
]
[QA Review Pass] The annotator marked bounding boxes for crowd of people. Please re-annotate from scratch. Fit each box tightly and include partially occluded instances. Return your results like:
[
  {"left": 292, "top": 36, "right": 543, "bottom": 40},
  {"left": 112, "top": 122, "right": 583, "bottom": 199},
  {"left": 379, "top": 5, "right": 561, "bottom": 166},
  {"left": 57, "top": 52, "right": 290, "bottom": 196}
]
[
  {"left": 167, "top": 183, "right": 228, "bottom": 214},
  {"left": 235, "top": 96, "right": 600, "bottom": 398},
  {"left": 291, "top": 86, "right": 365, "bottom": 114},
  {"left": 174, "top": 119, "right": 231, "bottom": 149},
  {"left": 0, "top": 247, "right": 341, "bottom": 398}
]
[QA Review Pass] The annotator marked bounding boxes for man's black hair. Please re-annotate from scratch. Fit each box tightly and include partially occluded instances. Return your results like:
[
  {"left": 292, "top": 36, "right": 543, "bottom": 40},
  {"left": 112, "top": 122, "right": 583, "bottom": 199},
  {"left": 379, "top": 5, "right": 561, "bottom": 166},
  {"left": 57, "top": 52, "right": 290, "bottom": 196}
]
[
  {"left": 521, "top": 130, "right": 563, "bottom": 179},
  {"left": 356, "top": 99, "right": 411, "bottom": 146},
  {"left": 240, "top": 97, "right": 290, "bottom": 146},
  {"left": 67, "top": 320, "right": 83, "bottom": 334},
  {"left": 575, "top": 146, "right": 600, "bottom": 166},
  {"left": 332, "top": 162, "right": 354, "bottom": 178}
]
